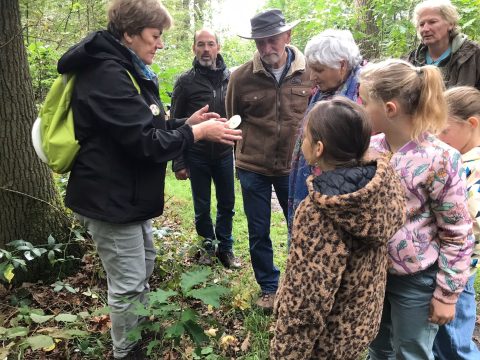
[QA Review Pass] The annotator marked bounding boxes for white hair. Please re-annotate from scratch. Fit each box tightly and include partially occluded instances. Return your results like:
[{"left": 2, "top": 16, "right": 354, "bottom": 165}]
[
  {"left": 413, "top": 0, "right": 460, "bottom": 36},
  {"left": 304, "top": 29, "right": 362, "bottom": 70}
]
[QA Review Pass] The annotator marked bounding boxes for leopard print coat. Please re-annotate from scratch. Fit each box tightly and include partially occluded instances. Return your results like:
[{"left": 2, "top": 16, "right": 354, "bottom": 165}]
[{"left": 270, "top": 157, "right": 406, "bottom": 360}]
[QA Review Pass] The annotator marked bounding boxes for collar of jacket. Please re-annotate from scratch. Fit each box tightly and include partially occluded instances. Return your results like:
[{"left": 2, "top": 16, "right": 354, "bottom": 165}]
[
  {"left": 252, "top": 44, "right": 306, "bottom": 78},
  {"left": 193, "top": 53, "right": 228, "bottom": 77},
  {"left": 414, "top": 33, "right": 469, "bottom": 66}
]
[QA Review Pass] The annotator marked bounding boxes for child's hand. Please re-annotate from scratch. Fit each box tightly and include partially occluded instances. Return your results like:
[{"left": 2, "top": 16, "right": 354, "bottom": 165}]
[{"left": 428, "top": 298, "right": 455, "bottom": 325}]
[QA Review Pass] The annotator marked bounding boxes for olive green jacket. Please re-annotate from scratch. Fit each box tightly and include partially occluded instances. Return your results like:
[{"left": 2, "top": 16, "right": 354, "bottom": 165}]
[{"left": 408, "top": 33, "right": 480, "bottom": 89}]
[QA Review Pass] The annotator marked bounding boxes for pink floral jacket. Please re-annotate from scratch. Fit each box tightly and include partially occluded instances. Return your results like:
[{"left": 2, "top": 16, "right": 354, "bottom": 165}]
[{"left": 371, "top": 133, "right": 474, "bottom": 304}]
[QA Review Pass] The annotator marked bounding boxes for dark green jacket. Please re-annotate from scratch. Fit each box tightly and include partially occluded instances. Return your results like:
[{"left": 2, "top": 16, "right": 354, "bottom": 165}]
[{"left": 408, "top": 34, "right": 480, "bottom": 89}]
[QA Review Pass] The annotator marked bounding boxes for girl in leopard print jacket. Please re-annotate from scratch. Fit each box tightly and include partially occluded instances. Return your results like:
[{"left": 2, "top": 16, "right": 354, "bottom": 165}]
[{"left": 270, "top": 97, "right": 406, "bottom": 360}]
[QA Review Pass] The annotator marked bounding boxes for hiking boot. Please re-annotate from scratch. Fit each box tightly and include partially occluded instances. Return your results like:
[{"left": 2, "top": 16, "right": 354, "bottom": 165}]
[
  {"left": 255, "top": 292, "right": 276, "bottom": 312},
  {"left": 114, "top": 344, "right": 145, "bottom": 360},
  {"left": 198, "top": 238, "right": 216, "bottom": 266},
  {"left": 217, "top": 251, "right": 241, "bottom": 269}
]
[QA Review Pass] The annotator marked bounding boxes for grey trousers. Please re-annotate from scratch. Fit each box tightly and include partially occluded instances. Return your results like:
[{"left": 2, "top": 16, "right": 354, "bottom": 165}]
[{"left": 75, "top": 214, "right": 156, "bottom": 359}]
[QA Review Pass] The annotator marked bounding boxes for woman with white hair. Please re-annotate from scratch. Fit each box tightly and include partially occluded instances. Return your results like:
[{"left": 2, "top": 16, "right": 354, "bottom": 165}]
[
  {"left": 288, "top": 29, "right": 363, "bottom": 238},
  {"left": 408, "top": 0, "right": 480, "bottom": 89}
]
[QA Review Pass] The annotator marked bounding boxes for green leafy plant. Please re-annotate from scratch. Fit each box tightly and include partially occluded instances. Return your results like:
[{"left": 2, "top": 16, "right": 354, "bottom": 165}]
[
  {"left": 128, "top": 267, "right": 229, "bottom": 357},
  {"left": 0, "top": 236, "right": 70, "bottom": 284},
  {"left": 51, "top": 280, "right": 78, "bottom": 294},
  {"left": 0, "top": 304, "right": 89, "bottom": 359}
]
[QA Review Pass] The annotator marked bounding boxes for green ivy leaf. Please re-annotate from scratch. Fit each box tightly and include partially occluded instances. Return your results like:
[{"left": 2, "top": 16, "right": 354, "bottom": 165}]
[
  {"left": 7, "top": 240, "right": 28, "bottom": 248},
  {"left": 131, "top": 301, "right": 150, "bottom": 317},
  {"left": 146, "top": 339, "right": 161, "bottom": 356},
  {"left": 39, "top": 328, "right": 88, "bottom": 339},
  {"left": 91, "top": 306, "right": 110, "bottom": 316},
  {"left": 54, "top": 313, "right": 78, "bottom": 322},
  {"left": 48, "top": 235, "right": 55, "bottom": 246},
  {"left": 148, "top": 289, "right": 177, "bottom": 304},
  {"left": 25, "top": 334, "right": 54, "bottom": 350},
  {"left": 30, "top": 313, "right": 54, "bottom": 324},
  {"left": 184, "top": 320, "right": 208, "bottom": 345},
  {"left": 48, "top": 250, "right": 55, "bottom": 264},
  {"left": 187, "top": 286, "right": 229, "bottom": 308},
  {"left": 180, "top": 267, "right": 211, "bottom": 293},
  {"left": 6, "top": 326, "right": 29, "bottom": 339},
  {"left": 165, "top": 322, "right": 184, "bottom": 338},
  {"left": 65, "top": 285, "right": 77, "bottom": 294},
  {"left": 127, "top": 326, "right": 143, "bottom": 342},
  {"left": 151, "top": 303, "right": 178, "bottom": 317},
  {"left": 181, "top": 308, "right": 197, "bottom": 322}
]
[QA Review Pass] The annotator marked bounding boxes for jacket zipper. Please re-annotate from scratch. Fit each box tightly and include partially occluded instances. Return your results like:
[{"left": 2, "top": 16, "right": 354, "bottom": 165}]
[{"left": 266, "top": 69, "right": 296, "bottom": 170}]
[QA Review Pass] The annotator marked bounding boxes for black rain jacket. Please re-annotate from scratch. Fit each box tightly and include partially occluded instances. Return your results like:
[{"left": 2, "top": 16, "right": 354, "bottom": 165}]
[
  {"left": 170, "top": 54, "right": 232, "bottom": 171},
  {"left": 58, "top": 30, "right": 194, "bottom": 223}
]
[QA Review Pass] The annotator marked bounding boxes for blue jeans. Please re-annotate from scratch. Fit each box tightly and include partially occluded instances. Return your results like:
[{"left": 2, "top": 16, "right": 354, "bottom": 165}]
[
  {"left": 187, "top": 151, "right": 235, "bottom": 253},
  {"left": 237, "top": 168, "right": 289, "bottom": 294},
  {"left": 433, "top": 274, "right": 480, "bottom": 360},
  {"left": 368, "top": 266, "right": 439, "bottom": 360}
]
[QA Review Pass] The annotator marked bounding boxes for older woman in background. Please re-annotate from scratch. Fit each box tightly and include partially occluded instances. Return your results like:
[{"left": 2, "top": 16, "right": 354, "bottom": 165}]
[
  {"left": 288, "top": 29, "right": 363, "bottom": 238},
  {"left": 408, "top": 0, "right": 480, "bottom": 89}
]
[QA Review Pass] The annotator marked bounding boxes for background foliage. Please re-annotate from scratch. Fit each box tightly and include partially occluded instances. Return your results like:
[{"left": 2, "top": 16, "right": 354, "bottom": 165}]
[
  {"left": 21, "top": 0, "right": 480, "bottom": 107},
  {"left": 265, "top": 0, "right": 480, "bottom": 59}
]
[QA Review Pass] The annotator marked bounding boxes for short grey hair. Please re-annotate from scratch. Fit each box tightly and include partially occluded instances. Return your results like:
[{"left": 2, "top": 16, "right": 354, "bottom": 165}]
[
  {"left": 305, "top": 29, "right": 362, "bottom": 70},
  {"left": 413, "top": 0, "right": 460, "bottom": 37}
]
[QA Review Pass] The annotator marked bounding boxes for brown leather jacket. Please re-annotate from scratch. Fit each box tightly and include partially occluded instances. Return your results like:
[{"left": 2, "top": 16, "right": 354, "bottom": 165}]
[{"left": 226, "top": 45, "right": 312, "bottom": 176}]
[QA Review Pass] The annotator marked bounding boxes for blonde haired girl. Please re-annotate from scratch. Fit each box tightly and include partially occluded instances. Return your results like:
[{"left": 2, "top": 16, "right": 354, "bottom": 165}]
[
  {"left": 435, "top": 86, "right": 480, "bottom": 359},
  {"left": 360, "top": 59, "right": 474, "bottom": 359}
]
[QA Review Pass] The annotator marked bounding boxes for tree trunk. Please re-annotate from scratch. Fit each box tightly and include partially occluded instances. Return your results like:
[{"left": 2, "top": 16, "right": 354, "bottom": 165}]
[
  {"left": 354, "top": 0, "right": 380, "bottom": 60},
  {"left": 0, "top": 0, "right": 73, "bottom": 282},
  {"left": 193, "top": 0, "right": 206, "bottom": 26}
]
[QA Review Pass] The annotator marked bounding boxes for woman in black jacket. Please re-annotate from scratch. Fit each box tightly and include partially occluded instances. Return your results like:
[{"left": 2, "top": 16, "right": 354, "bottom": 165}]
[{"left": 58, "top": 0, "right": 241, "bottom": 358}]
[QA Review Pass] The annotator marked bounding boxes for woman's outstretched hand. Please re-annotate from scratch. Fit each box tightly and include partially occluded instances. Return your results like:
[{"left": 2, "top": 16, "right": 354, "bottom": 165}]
[
  {"left": 192, "top": 119, "right": 242, "bottom": 146},
  {"left": 186, "top": 105, "right": 221, "bottom": 125}
]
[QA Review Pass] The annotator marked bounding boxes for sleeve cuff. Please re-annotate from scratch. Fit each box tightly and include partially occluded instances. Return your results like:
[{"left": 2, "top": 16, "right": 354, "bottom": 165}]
[
  {"left": 432, "top": 287, "right": 460, "bottom": 304},
  {"left": 168, "top": 117, "right": 188, "bottom": 129},
  {"left": 176, "top": 123, "right": 194, "bottom": 147}
]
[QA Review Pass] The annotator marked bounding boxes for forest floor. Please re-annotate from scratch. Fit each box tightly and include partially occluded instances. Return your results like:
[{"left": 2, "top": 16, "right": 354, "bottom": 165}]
[{"left": 1, "top": 173, "right": 479, "bottom": 359}]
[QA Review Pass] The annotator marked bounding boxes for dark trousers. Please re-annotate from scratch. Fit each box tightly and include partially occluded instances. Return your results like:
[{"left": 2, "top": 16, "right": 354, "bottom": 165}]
[
  {"left": 237, "top": 168, "right": 289, "bottom": 294},
  {"left": 188, "top": 151, "right": 235, "bottom": 253}
]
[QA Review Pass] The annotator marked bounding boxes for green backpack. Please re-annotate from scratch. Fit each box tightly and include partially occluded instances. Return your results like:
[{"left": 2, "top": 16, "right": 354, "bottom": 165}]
[{"left": 32, "top": 71, "right": 140, "bottom": 174}]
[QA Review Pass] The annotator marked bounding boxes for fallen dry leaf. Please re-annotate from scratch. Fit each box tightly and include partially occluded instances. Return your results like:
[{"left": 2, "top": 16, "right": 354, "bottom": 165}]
[
  {"left": 220, "top": 335, "right": 237, "bottom": 349},
  {"left": 204, "top": 328, "right": 218, "bottom": 337},
  {"left": 241, "top": 332, "right": 251, "bottom": 352}
]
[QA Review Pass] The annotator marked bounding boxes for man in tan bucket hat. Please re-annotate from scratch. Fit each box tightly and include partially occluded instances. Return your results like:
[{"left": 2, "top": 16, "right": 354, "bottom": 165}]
[{"left": 226, "top": 9, "right": 312, "bottom": 311}]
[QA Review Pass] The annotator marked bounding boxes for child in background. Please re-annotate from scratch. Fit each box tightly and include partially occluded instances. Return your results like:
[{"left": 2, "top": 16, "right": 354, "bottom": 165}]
[
  {"left": 360, "top": 60, "right": 474, "bottom": 359},
  {"left": 270, "top": 97, "right": 406, "bottom": 360},
  {"left": 434, "top": 86, "right": 480, "bottom": 359}
]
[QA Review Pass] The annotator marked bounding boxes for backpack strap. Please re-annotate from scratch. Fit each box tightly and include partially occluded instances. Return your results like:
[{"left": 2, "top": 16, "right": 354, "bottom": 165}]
[{"left": 126, "top": 70, "right": 141, "bottom": 94}]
